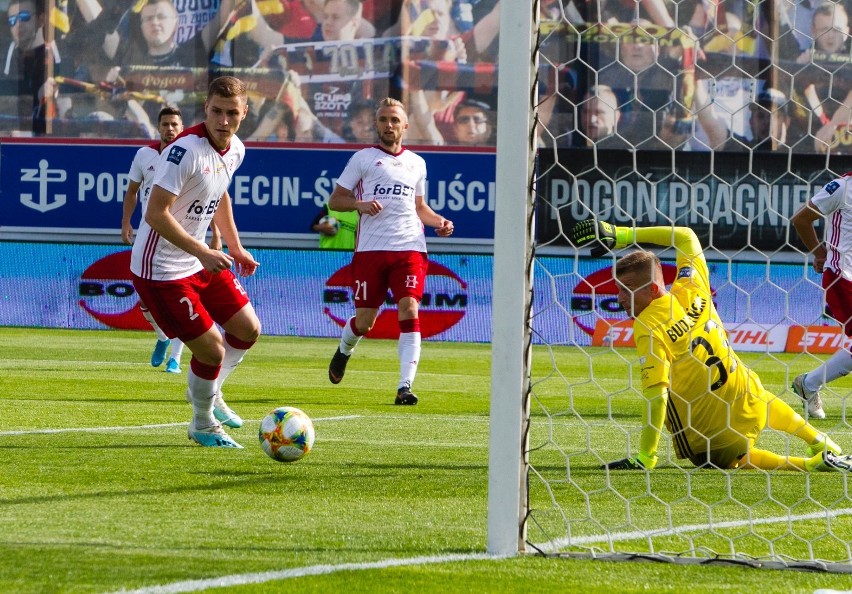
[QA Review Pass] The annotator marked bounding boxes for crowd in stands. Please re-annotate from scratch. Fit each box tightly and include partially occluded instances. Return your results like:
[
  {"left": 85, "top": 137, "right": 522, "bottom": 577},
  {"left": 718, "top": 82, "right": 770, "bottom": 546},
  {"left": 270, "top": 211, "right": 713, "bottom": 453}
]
[
  {"left": 539, "top": 0, "right": 852, "bottom": 154},
  {"left": 0, "top": 0, "right": 849, "bottom": 154}
]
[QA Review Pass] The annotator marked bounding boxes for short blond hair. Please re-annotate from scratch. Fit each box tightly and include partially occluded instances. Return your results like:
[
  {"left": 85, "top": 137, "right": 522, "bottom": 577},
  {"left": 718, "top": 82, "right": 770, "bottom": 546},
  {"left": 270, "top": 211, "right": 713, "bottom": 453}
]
[
  {"left": 377, "top": 97, "right": 405, "bottom": 111},
  {"left": 615, "top": 250, "right": 660, "bottom": 285}
]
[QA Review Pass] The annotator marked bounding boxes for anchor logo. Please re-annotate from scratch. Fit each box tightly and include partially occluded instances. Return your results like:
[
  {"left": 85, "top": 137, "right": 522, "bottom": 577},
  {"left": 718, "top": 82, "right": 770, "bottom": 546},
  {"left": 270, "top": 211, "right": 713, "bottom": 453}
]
[{"left": 20, "top": 159, "right": 67, "bottom": 213}]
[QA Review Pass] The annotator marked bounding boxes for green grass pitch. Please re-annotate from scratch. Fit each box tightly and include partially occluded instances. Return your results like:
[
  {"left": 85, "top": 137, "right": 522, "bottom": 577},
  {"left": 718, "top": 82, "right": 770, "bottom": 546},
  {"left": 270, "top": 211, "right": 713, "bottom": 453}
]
[{"left": 0, "top": 327, "right": 850, "bottom": 593}]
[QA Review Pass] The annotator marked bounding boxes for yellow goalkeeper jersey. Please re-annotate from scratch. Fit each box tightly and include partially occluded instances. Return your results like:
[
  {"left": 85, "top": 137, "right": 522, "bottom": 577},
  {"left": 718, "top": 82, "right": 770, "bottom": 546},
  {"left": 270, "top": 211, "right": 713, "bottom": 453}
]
[{"left": 634, "top": 232, "right": 766, "bottom": 459}]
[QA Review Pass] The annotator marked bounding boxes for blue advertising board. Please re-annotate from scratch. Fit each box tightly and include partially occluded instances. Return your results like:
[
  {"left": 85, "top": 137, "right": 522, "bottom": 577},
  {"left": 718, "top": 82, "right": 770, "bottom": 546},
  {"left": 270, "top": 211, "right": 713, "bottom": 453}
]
[
  {"left": 0, "top": 140, "right": 496, "bottom": 241},
  {"left": 0, "top": 241, "right": 829, "bottom": 349}
]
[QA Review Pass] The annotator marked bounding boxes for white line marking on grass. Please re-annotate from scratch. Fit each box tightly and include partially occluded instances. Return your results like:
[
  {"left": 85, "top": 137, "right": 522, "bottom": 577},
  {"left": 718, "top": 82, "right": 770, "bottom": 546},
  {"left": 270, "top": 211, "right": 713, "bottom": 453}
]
[
  {"left": 0, "top": 416, "right": 361, "bottom": 436},
  {"left": 109, "top": 552, "right": 504, "bottom": 594},
  {"left": 535, "top": 507, "right": 852, "bottom": 552}
]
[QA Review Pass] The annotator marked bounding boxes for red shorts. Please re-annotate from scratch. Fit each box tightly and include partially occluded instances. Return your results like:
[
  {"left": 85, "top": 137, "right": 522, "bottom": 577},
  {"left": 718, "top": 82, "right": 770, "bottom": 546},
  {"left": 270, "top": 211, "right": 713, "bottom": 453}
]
[
  {"left": 824, "top": 268, "right": 852, "bottom": 336},
  {"left": 351, "top": 250, "right": 428, "bottom": 308},
  {"left": 132, "top": 269, "right": 250, "bottom": 342}
]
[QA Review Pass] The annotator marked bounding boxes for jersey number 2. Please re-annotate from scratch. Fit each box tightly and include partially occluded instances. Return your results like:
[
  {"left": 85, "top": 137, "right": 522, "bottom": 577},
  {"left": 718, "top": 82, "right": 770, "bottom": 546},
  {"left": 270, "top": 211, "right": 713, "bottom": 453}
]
[{"left": 179, "top": 297, "right": 200, "bottom": 321}]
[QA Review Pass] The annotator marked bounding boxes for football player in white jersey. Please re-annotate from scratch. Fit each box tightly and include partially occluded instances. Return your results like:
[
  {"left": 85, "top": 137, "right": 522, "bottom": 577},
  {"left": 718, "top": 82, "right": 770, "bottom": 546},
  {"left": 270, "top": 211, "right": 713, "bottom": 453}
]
[
  {"left": 123, "top": 106, "right": 188, "bottom": 374},
  {"left": 790, "top": 174, "right": 852, "bottom": 420},
  {"left": 326, "top": 98, "right": 454, "bottom": 405},
  {"left": 122, "top": 106, "right": 222, "bottom": 374},
  {"left": 131, "top": 76, "right": 260, "bottom": 449}
]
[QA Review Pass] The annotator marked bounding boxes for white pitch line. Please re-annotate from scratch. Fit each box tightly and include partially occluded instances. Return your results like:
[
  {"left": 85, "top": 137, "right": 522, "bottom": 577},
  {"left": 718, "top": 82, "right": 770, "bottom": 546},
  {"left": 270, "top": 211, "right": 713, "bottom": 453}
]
[
  {"left": 535, "top": 507, "right": 852, "bottom": 552},
  {"left": 109, "top": 552, "right": 506, "bottom": 594},
  {"left": 0, "top": 415, "right": 361, "bottom": 436}
]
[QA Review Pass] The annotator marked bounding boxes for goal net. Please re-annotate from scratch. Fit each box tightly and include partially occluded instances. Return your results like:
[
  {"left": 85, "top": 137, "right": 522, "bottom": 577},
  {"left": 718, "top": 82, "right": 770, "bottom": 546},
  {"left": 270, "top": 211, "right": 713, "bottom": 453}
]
[{"left": 489, "top": 0, "right": 852, "bottom": 572}]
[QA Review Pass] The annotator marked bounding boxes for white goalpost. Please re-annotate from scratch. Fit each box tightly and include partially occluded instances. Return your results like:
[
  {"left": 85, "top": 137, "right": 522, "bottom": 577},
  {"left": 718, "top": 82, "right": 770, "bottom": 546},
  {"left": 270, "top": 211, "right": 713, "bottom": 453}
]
[
  {"left": 487, "top": 0, "right": 539, "bottom": 556},
  {"left": 488, "top": 0, "right": 852, "bottom": 572}
]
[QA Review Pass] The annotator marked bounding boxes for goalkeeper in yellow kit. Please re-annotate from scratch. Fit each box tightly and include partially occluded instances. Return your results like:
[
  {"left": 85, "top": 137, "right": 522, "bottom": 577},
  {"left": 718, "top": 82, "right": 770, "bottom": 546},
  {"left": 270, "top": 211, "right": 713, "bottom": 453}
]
[{"left": 570, "top": 221, "right": 852, "bottom": 472}]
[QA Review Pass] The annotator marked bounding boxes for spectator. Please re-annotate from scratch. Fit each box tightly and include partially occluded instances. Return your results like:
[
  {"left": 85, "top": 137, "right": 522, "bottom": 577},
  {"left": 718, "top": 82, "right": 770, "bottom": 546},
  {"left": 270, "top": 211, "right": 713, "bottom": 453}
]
[
  {"left": 600, "top": 0, "right": 676, "bottom": 28},
  {"left": 799, "top": 0, "right": 851, "bottom": 62},
  {"left": 311, "top": 203, "right": 358, "bottom": 249},
  {"left": 598, "top": 19, "right": 680, "bottom": 148},
  {"left": 782, "top": 0, "right": 826, "bottom": 55},
  {"left": 341, "top": 100, "right": 377, "bottom": 143},
  {"left": 748, "top": 88, "right": 793, "bottom": 151},
  {"left": 247, "top": 70, "right": 345, "bottom": 142},
  {"left": 690, "top": 12, "right": 762, "bottom": 150},
  {"left": 264, "top": 0, "right": 319, "bottom": 43},
  {"left": 696, "top": 85, "right": 793, "bottom": 152},
  {"left": 0, "top": 0, "right": 74, "bottom": 135},
  {"left": 796, "top": 2, "right": 850, "bottom": 138},
  {"left": 385, "top": 0, "right": 500, "bottom": 62},
  {"left": 301, "top": 0, "right": 376, "bottom": 40},
  {"left": 813, "top": 87, "right": 852, "bottom": 154},
  {"left": 98, "top": 0, "right": 283, "bottom": 69},
  {"left": 399, "top": 0, "right": 483, "bottom": 145},
  {"left": 124, "top": 0, "right": 202, "bottom": 67},
  {"left": 316, "top": 0, "right": 375, "bottom": 41},
  {"left": 574, "top": 84, "right": 633, "bottom": 149},
  {"left": 450, "top": 98, "right": 494, "bottom": 145}
]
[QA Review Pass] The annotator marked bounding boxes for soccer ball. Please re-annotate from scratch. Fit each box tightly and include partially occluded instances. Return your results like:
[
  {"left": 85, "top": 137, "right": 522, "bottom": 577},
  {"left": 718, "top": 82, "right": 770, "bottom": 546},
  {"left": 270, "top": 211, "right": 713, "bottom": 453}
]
[
  {"left": 258, "top": 406, "right": 315, "bottom": 463},
  {"left": 319, "top": 215, "right": 339, "bottom": 235}
]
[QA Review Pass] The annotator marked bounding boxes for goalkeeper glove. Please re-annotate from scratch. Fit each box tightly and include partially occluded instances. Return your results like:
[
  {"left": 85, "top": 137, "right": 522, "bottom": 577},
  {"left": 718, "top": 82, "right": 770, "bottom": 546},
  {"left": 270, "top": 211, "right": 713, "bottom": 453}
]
[
  {"left": 569, "top": 219, "right": 617, "bottom": 257},
  {"left": 601, "top": 457, "right": 644, "bottom": 470},
  {"left": 601, "top": 451, "right": 657, "bottom": 470}
]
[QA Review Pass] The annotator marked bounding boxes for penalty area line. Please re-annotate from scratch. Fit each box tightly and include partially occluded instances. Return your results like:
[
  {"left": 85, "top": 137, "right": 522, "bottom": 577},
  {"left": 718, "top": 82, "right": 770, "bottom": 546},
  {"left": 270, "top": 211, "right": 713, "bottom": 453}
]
[
  {"left": 0, "top": 415, "right": 362, "bottom": 436},
  {"left": 108, "top": 552, "right": 505, "bottom": 594}
]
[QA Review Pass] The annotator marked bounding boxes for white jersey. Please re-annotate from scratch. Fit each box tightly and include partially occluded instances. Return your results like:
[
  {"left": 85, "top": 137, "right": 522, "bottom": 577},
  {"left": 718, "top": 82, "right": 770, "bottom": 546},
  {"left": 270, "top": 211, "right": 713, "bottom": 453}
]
[
  {"left": 811, "top": 173, "right": 852, "bottom": 281},
  {"left": 127, "top": 142, "right": 161, "bottom": 216},
  {"left": 130, "top": 124, "right": 245, "bottom": 281},
  {"left": 336, "top": 146, "right": 427, "bottom": 253}
]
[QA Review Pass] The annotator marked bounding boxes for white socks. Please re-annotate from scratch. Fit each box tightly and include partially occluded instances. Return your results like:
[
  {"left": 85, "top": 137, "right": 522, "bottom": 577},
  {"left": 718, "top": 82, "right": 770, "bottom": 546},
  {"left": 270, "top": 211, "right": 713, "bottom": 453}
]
[
  {"left": 215, "top": 337, "right": 251, "bottom": 394},
  {"left": 141, "top": 309, "right": 169, "bottom": 342},
  {"left": 398, "top": 332, "right": 421, "bottom": 389},
  {"left": 805, "top": 349, "right": 852, "bottom": 392},
  {"left": 170, "top": 340, "right": 185, "bottom": 362},
  {"left": 339, "top": 317, "right": 363, "bottom": 355},
  {"left": 187, "top": 369, "right": 216, "bottom": 428}
]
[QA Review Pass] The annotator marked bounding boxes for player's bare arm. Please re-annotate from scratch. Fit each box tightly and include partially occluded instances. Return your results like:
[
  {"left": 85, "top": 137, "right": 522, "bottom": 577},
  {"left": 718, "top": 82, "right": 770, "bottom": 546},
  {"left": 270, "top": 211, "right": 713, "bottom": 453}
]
[
  {"left": 212, "top": 191, "right": 259, "bottom": 277},
  {"left": 790, "top": 200, "right": 828, "bottom": 273},
  {"left": 121, "top": 180, "right": 142, "bottom": 245},
  {"left": 146, "top": 185, "right": 234, "bottom": 274},
  {"left": 329, "top": 184, "right": 382, "bottom": 216},
  {"left": 415, "top": 195, "right": 454, "bottom": 236},
  {"left": 208, "top": 221, "right": 222, "bottom": 251}
]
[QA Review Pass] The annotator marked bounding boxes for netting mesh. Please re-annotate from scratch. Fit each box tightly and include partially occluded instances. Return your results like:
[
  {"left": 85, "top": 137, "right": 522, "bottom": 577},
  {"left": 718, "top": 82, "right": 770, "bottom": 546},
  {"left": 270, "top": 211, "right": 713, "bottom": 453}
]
[{"left": 526, "top": 0, "right": 852, "bottom": 570}]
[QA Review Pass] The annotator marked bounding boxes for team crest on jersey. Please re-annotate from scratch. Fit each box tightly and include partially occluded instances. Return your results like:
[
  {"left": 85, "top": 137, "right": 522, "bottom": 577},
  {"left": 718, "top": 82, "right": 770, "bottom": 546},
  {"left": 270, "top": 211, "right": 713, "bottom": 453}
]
[
  {"left": 677, "top": 266, "right": 693, "bottom": 279},
  {"left": 825, "top": 180, "right": 840, "bottom": 195},
  {"left": 166, "top": 146, "right": 186, "bottom": 164}
]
